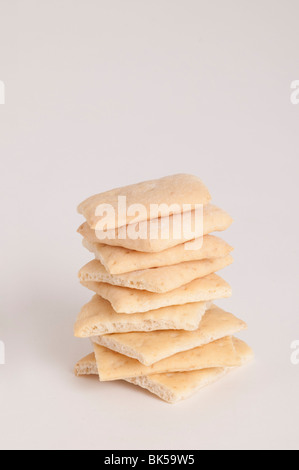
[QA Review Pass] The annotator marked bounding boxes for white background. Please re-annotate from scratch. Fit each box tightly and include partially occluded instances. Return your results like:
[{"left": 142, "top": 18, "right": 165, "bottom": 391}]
[{"left": 0, "top": 0, "right": 299, "bottom": 450}]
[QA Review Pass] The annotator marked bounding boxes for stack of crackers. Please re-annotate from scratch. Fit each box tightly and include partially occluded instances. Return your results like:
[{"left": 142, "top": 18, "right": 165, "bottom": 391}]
[{"left": 74, "top": 175, "right": 253, "bottom": 404}]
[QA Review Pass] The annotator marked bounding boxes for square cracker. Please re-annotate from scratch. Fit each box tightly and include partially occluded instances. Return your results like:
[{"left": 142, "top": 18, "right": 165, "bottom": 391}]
[
  {"left": 78, "top": 204, "right": 233, "bottom": 253},
  {"left": 91, "top": 304, "right": 247, "bottom": 365},
  {"left": 74, "top": 295, "right": 209, "bottom": 337},
  {"left": 93, "top": 336, "right": 242, "bottom": 381},
  {"left": 77, "top": 174, "right": 211, "bottom": 230},
  {"left": 75, "top": 339, "right": 253, "bottom": 403},
  {"left": 127, "top": 368, "right": 228, "bottom": 404},
  {"left": 79, "top": 255, "right": 233, "bottom": 294},
  {"left": 80, "top": 273, "right": 232, "bottom": 314},
  {"left": 126, "top": 338, "right": 253, "bottom": 403},
  {"left": 82, "top": 234, "right": 233, "bottom": 275}
]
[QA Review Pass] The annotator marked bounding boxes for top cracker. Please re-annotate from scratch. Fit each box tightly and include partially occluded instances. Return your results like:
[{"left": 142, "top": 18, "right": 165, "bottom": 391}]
[{"left": 77, "top": 174, "right": 211, "bottom": 230}]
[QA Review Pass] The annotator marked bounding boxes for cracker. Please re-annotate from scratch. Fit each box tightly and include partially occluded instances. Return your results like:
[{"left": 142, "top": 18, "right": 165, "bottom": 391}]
[
  {"left": 127, "top": 368, "right": 227, "bottom": 404},
  {"left": 75, "top": 353, "right": 98, "bottom": 376},
  {"left": 82, "top": 234, "right": 233, "bottom": 275},
  {"left": 126, "top": 338, "right": 253, "bottom": 403},
  {"left": 79, "top": 255, "right": 233, "bottom": 293},
  {"left": 92, "top": 304, "right": 247, "bottom": 365},
  {"left": 80, "top": 273, "right": 232, "bottom": 314},
  {"left": 74, "top": 295, "right": 209, "bottom": 337},
  {"left": 78, "top": 174, "right": 211, "bottom": 230},
  {"left": 93, "top": 336, "right": 242, "bottom": 381},
  {"left": 78, "top": 204, "right": 233, "bottom": 253}
]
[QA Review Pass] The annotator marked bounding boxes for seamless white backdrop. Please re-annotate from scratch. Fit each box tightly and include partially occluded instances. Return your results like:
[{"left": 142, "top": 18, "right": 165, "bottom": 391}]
[{"left": 0, "top": 0, "right": 299, "bottom": 450}]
